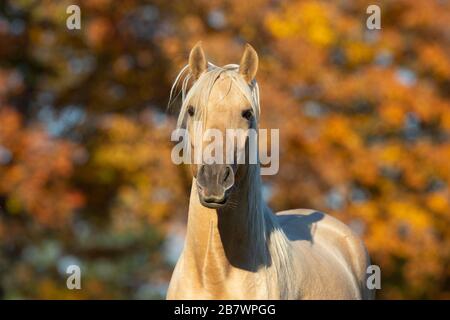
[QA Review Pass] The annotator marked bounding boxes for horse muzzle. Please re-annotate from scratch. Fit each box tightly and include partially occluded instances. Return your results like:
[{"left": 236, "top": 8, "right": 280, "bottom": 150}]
[{"left": 196, "top": 164, "right": 234, "bottom": 208}]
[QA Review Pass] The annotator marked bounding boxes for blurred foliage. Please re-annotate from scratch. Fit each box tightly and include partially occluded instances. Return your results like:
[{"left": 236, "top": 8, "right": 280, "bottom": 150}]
[{"left": 0, "top": 0, "right": 449, "bottom": 299}]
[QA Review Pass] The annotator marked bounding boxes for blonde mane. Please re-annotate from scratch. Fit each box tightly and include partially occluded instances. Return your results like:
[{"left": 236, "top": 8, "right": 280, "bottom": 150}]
[{"left": 169, "top": 63, "right": 297, "bottom": 299}]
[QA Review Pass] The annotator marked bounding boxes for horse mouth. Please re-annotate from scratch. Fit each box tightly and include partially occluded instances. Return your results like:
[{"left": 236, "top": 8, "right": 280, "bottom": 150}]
[{"left": 199, "top": 195, "right": 228, "bottom": 208}]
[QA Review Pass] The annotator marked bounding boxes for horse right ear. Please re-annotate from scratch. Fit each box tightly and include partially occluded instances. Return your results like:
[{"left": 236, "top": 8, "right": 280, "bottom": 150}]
[{"left": 189, "top": 42, "right": 208, "bottom": 80}]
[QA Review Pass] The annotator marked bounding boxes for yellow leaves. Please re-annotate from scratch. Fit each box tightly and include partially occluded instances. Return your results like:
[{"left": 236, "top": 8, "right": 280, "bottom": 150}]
[
  {"left": 94, "top": 144, "right": 151, "bottom": 172},
  {"left": 95, "top": 116, "right": 164, "bottom": 171},
  {"left": 91, "top": 113, "right": 185, "bottom": 224},
  {"left": 365, "top": 199, "right": 436, "bottom": 273},
  {"left": 266, "top": 1, "right": 335, "bottom": 47},
  {"left": 1, "top": 0, "right": 449, "bottom": 300},
  {"left": 426, "top": 192, "right": 449, "bottom": 215},
  {"left": 366, "top": 222, "right": 397, "bottom": 255},
  {"left": 113, "top": 184, "right": 170, "bottom": 224},
  {"left": 351, "top": 201, "right": 378, "bottom": 221},
  {"left": 307, "top": 22, "right": 334, "bottom": 47},
  {"left": 378, "top": 142, "right": 403, "bottom": 166},
  {"left": 387, "top": 200, "right": 432, "bottom": 234},
  {"left": 102, "top": 116, "right": 141, "bottom": 141},
  {"left": 30, "top": 0, "right": 70, "bottom": 24},
  {"left": 37, "top": 277, "right": 91, "bottom": 299},
  {"left": 374, "top": 142, "right": 431, "bottom": 190},
  {"left": 321, "top": 115, "right": 361, "bottom": 150},
  {"left": 344, "top": 41, "right": 374, "bottom": 66},
  {"left": 265, "top": 14, "right": 295, "bottom": 39},
  {"left": 6, "top": 195, "right": 23, "bottom": 214}
]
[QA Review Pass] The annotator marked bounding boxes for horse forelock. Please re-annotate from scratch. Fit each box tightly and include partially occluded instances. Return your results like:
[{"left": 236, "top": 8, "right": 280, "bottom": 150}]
[{"left": 168, "top": 63, "right": 260, "bottom": 129}]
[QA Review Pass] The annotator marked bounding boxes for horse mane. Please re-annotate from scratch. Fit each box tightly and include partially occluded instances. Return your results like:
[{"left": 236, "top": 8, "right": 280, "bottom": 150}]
[
  {"left": 169, "top": 62, "right": 297, "bottom": 299},
  {"left": 247, "top": 164, "right": 298, "bottom": 299}
]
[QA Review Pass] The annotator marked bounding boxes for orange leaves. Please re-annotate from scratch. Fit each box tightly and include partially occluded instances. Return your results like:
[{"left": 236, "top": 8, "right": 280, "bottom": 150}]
[
  {"left": 0, "top": 106, "right": 21, "bottom": 138},
  {"left": 86, "top": 17, "right": 113, "bottom": 49},
  {"left": 320, "top": 115, "right": 362, "bottom": 150},
  {"left": 0, "top": 107, "right": 83, "bottom": 226},
  {"left": 419, "top": 43, "right": 450, "bottom": 80},
  {"left": 0, "top": 0, "right": 449, "bottom": 299},
  {"left": 259, "top": 1, "right": 450, "bottom": 299},
  {"left": 349, "top": 155, "right": 378, "bottom": 186},
  {"left": 379, "top": 103, "right": 405, "bottom": 127}
]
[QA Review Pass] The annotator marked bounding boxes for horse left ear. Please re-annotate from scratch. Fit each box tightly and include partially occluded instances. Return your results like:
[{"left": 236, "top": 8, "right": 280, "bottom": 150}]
[
  {"left": 239, "top": 44, "right": 259, "bottom": 83},
  {"left": 189, "top": 41, "right": 208, "bottom": 80}
]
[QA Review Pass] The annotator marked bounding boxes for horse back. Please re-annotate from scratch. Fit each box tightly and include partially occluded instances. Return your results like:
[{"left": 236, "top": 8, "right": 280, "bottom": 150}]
[{"left": 275, "top": 208, "right": 375, "bottom": 300}]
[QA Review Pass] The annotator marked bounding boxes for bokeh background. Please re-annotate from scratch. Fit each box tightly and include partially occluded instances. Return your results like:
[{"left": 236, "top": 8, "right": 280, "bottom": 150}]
[{"left": 0, "top": 0, "right": 449, "bottom": 299}]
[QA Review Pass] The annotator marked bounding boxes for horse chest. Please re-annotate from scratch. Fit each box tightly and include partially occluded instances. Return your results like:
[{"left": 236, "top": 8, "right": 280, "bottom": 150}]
[{"left": 171, "top": 263, "right": 270, "bottom": 299}]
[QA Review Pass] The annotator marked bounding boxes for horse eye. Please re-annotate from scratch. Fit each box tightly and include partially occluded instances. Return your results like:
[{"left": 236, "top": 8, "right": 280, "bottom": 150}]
[
  {"left": 241, "top": 109, "right": 253, "bottom": 121},
  {"left": 187, "top": 105, "right": 195, "bottom": 117}
]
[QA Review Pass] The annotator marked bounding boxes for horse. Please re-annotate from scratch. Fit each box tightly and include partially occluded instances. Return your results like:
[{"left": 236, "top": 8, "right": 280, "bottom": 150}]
[{"left": 166, "top": 42, "right": 374, "bottom": 300}]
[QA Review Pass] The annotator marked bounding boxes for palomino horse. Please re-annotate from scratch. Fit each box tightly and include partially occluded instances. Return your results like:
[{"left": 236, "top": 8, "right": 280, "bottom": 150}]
[{"left": 167, "top": 42, "right": 374, "bottom": 300}]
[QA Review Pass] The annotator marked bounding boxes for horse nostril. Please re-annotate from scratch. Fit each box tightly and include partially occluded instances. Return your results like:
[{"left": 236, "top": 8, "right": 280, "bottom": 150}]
[
  {"left": 198, "top": 165, "right": 205, "bottom": 177},
  {"left": 222, "top": 166, "right": 234, "bottom": 190},
  {"left": 223, "top": 167, "right": 230, "bottom": 182}
]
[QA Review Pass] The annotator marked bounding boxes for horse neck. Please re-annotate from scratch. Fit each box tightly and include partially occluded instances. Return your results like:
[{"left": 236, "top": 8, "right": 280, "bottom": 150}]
[{"left": 184, "top": 164, "right": 269, "bottom": 283}]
